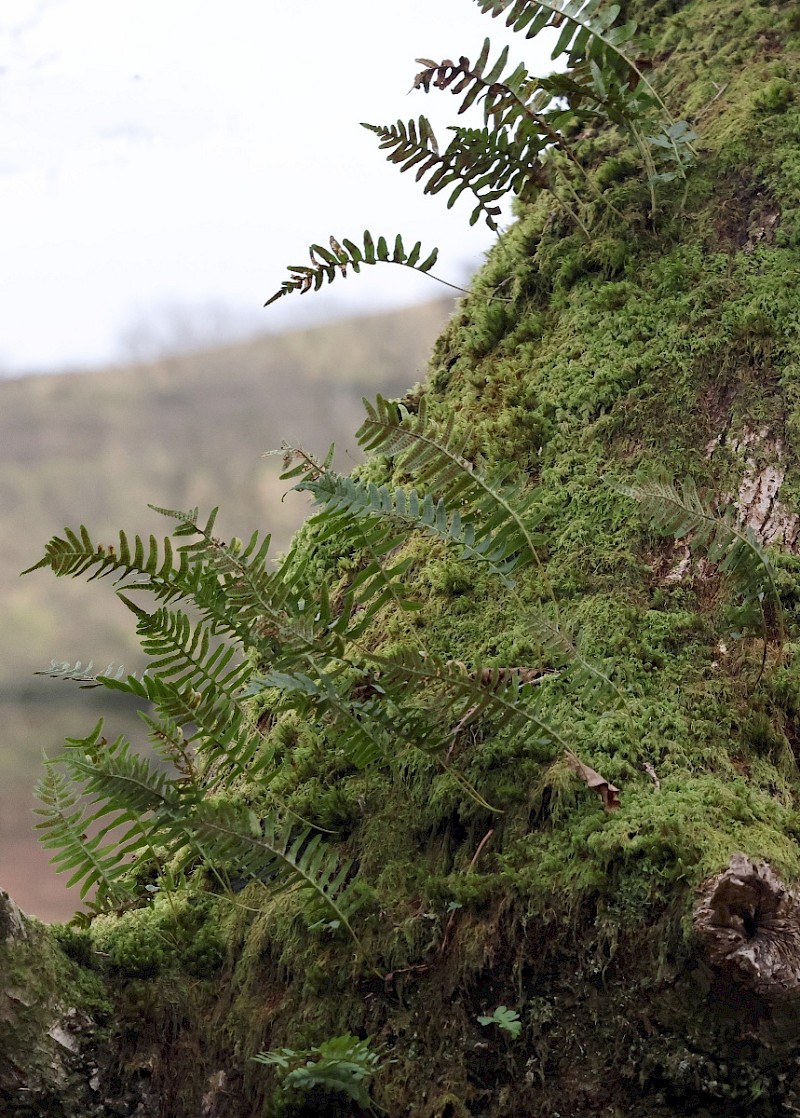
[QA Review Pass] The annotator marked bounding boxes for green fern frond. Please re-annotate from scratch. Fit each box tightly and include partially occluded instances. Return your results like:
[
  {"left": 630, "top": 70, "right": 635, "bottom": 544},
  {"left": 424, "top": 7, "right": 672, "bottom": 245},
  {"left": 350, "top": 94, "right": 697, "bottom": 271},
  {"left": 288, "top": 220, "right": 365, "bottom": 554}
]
[
  {"left": 151, "top": 505, "right": 331, "bottom": 660},
  {"left": 615, "top": 472, "right": 783, "bottom": 636},
  {"left": 131, "top": 605, "right": 249, "bottom": 704},
  {"left": 366, "top": 646, "right": 562, "bottom": 756},
  {"left": 475, "top": 0, "right": 654, "bottom": 104},
  {"left": 65, "top": 740, "right": 185, "bottom": 826},
  {"left": 100, "top": 670, "right": 258, "bottom": 779},
  {"left": 36, "top": 722, "right": 184, "bottom": 904},
  {"left": 357, "top": 394, "right": 544, "bottom": 570},
  {"left": 297, "top": 469, "right": 520, "bottom": 586},
  {"left": 23, "top": 516, "right": 229, "bottom": 634},
  {"left": 179, "top": 802, "right": 364, "bottom": 953},
  {"left": 446, "top": 123, "right": 549, "bottom": 204},
  {"left": 362, "top": 119, "right": 507, "bottom": 229},
  {"left": 475, "top": 0, "right": 696, "bottom": 179},
  {"left": 245, "top": 666, "right": 400, "bottom": 771},
  {"left": 34, "top": 763, "right": 139, "bottom": 904},
  {"left": 264, "top": 230, "right": 460, "bottom": 306},
  {"left": 253, "top": 1033, "right": 384, "bottom": 1110},
  {"left": 414, "top": 38, "right": 568, "bottom": 145},
  {"left": 527, "top": 606, "right": 621, "bottom": 705}
]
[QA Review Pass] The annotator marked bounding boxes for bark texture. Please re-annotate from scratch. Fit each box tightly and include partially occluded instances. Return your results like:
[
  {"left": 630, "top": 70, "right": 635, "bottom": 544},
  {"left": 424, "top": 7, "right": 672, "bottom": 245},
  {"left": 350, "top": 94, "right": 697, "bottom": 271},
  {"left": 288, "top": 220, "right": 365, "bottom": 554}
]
[{"left": 695, "top": 854, "right": 800, "bottom": 1002}]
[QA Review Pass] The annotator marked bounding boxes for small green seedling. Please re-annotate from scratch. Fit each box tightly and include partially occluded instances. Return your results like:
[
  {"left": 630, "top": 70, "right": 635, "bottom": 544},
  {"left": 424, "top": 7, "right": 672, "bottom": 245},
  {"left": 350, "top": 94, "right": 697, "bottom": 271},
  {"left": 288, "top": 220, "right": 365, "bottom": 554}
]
[{"left": 477, "top": 1005, "right": 522, "bottom": 1039}]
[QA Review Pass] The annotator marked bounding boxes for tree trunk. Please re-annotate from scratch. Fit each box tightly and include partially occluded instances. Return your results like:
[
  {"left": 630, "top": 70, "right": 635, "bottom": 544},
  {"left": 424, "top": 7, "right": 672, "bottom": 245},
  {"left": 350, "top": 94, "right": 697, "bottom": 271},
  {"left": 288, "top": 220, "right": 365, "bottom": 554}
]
[{"left": 4, "top": 1, "right": 800, "bottom": 1114}]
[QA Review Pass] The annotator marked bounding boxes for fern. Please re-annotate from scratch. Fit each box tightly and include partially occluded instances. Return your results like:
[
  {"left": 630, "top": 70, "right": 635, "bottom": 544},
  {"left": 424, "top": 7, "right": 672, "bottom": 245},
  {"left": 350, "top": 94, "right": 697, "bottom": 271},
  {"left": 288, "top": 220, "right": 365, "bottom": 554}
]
[
  {"left": 253, "top": 1033, "right": 385, "bottom": 1111},
  {"left": 35, "top": 763, "right": 142, "bottom": 906},
  {"left": 477, "top": 0, "right": 646, "bottom": 87},
  {"left": 363, "top": 119, "right": 509, "bottom": 230},
  {"left": 31, "top": 386, "right": 628, "bottom": 959},
  {"left": 474, "top": 0, "right": 696, "bottom": 177},
  {"left": 35, "top": 722, "right": 185, "bottom": 906},
  {"left": 360, "top": 2, "right": 695, "bottom": 235},
  {"left": 285, "top": 450, "right": 522, "bottom": 585},
  {"left": 265, "top": 230, "right": 467, "bottom": 306},
  {"left": 365, "top": 646, "right": 564, "bottom": 755},
  {"left": 615, "top": 472, "right": 783, "bottom": 641},
  {"left": 357, "top": 394, "right": 545, "bottom": 570}
]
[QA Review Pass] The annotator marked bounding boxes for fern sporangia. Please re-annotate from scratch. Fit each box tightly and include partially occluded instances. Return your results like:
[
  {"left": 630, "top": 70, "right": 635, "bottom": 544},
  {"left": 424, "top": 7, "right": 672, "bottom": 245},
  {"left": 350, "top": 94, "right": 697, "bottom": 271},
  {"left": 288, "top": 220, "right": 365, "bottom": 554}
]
[
  {"left": 265, "top": 230, "right": 468, "bottom": 306},
  {"left": 615, "top": 472, "right": 784, "bottom": 650}
]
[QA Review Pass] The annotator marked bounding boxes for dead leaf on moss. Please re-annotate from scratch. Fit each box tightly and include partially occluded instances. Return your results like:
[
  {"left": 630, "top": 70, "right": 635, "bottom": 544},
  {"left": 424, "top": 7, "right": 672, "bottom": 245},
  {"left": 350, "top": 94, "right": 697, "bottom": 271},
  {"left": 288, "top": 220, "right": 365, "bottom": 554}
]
[{"left": 565, "top": 750, "right": 620, "bottom": 811}]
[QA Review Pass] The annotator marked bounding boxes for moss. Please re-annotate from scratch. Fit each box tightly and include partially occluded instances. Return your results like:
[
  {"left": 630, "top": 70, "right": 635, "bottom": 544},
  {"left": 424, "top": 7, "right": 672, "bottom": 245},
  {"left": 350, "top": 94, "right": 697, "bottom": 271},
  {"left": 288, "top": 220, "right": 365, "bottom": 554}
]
[
  {"left": 89, "top": 891, "right": 226, "bottom": 979},
  {"left": 753, "top": 76, "right": 796, "bottom": 113}
]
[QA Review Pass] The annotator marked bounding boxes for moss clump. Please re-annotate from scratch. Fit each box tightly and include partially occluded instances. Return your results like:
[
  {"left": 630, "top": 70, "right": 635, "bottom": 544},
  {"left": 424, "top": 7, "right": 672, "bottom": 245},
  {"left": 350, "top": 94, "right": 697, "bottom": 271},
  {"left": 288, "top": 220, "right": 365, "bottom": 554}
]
[{"left": 89, "top": 892, "right": 226, "bottom": 979}]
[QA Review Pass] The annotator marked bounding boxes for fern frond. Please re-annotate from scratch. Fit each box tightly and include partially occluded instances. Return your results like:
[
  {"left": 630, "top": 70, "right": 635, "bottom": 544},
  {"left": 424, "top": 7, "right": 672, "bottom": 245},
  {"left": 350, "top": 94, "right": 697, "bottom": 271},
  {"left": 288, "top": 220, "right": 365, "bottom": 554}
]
[
  {"left": 178, "top": 802, "right": 365, "bottom": 954},
  {"left": 362, "top": 119, "right": 507, "bottom": 229},
  {"left": 528, "top": 606, "right": 622, "bottom": 705},
  {"left": 615, "top": 472, "right": 782, "bottom": 634},
  {"left": 264, "top": 230, "right": 459, "bottom": 306},
  {"left": 34, "top": 763, "right": 139, "bottom": 904},
  {"left": 36, "top": 721, "right": 185, "bottom": 904},
  {"left": 151, "top": 505, "right": 330, "bottom": 659},
  {"left": 357, "top": 394, "right": 544, "bottom": 570},
  {"left": 57, "top": 720, "right": 184, "bottom": 812},
  {"left": 474, "top": 0, "right": 696, "bottom": 181},
  {"left": 100, "top": 670, "right": 258, "bottom": 779},
  {"left": 297, "top": 469, "right": 521, "bottom": 586},
  {"left": 245, "top": 666, "right": 399, "bottom": 770},
  {"left": 366, "top": 646, "right": 563, "bottom": 756},
  {"left": 131, "top": 605, "right": 249, "bottom": 704},
  {"left": 475, "top": 0, "right": 655, "bottom": 104},
  {"left": 253, "top": 1034, "right": 384, "bottom": 1110}
]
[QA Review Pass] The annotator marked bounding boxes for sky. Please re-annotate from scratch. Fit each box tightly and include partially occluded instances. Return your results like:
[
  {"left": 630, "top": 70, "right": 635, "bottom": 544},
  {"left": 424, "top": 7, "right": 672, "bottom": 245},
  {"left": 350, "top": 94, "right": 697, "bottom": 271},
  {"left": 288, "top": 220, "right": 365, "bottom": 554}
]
[{"left": 0, "top": 0, "right": 557, "bottom": 375}]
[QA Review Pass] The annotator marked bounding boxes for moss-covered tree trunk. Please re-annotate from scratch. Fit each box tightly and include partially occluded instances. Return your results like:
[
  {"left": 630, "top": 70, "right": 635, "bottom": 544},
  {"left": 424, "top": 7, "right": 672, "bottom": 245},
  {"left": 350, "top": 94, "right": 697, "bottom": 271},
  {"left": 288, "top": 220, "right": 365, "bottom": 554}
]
[{"left": 4, "top": 1, "right": 800, "bottom": 1114}]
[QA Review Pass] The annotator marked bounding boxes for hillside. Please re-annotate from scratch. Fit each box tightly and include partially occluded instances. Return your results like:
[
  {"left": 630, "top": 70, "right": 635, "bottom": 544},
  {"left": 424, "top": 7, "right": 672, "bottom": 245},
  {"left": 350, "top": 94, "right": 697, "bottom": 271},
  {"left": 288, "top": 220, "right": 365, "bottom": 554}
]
[{"left": 0, "top": 298, "right": 454, "bottom": 920}]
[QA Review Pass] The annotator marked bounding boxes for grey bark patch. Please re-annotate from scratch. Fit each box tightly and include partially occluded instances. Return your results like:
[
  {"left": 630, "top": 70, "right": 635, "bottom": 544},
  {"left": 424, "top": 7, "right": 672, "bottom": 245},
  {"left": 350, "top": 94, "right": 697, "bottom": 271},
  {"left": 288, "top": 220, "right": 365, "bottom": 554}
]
[{"left": 694, "top": 853, "right": 800, "bottom": 1002}]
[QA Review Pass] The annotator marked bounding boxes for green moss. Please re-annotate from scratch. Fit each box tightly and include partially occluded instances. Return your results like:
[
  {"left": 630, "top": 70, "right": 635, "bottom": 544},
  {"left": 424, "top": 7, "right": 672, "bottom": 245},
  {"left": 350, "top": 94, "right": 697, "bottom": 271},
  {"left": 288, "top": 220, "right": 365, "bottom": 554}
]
[
  {"left": 89, "top": 892, "right": 226, "bottom": 979},
  {"left": 753, "top": 77, "right": 796, "bottom": 113}
]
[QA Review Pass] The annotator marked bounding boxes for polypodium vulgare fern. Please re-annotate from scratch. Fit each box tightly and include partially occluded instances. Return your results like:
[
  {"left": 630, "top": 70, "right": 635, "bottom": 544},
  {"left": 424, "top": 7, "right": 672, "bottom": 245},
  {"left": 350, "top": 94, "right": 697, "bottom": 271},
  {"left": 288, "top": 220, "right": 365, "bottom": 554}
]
[
  {"left": 363, "top": 1, "right": 695, "bottom": 229},
  {"left": 31, "top": 393, "right": 619, "bottom": 940},
  {"left": 615, "top": 471, "right": 784, "bottom": 651},
  {"left": 267, "top": 1, "right": 696, "bottom": 309},
  {"left": 264, "top": 230, "right": 467, "bottom": 307}
]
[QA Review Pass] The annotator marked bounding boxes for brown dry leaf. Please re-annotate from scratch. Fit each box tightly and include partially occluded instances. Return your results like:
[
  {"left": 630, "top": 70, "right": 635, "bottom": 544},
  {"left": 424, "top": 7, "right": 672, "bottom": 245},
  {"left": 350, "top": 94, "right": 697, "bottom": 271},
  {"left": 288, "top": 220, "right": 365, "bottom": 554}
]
[{"left": 564, "top": 750, "right": 621, "bottom": 812}]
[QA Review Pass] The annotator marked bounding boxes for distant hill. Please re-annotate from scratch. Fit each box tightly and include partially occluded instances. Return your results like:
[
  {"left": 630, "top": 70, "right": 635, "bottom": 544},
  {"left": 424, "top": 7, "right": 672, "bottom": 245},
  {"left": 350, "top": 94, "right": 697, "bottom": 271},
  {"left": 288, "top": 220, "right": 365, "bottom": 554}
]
[{"left": 0, "top": 298, "right": 453, "bottom": 920}]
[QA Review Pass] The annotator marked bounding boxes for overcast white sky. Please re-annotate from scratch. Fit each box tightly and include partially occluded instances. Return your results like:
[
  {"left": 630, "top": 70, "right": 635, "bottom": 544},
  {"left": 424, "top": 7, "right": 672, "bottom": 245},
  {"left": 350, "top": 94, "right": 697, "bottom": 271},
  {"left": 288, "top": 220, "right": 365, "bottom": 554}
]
[{"left": 0, "top": 1, "right": 555, "bottom": 374}]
